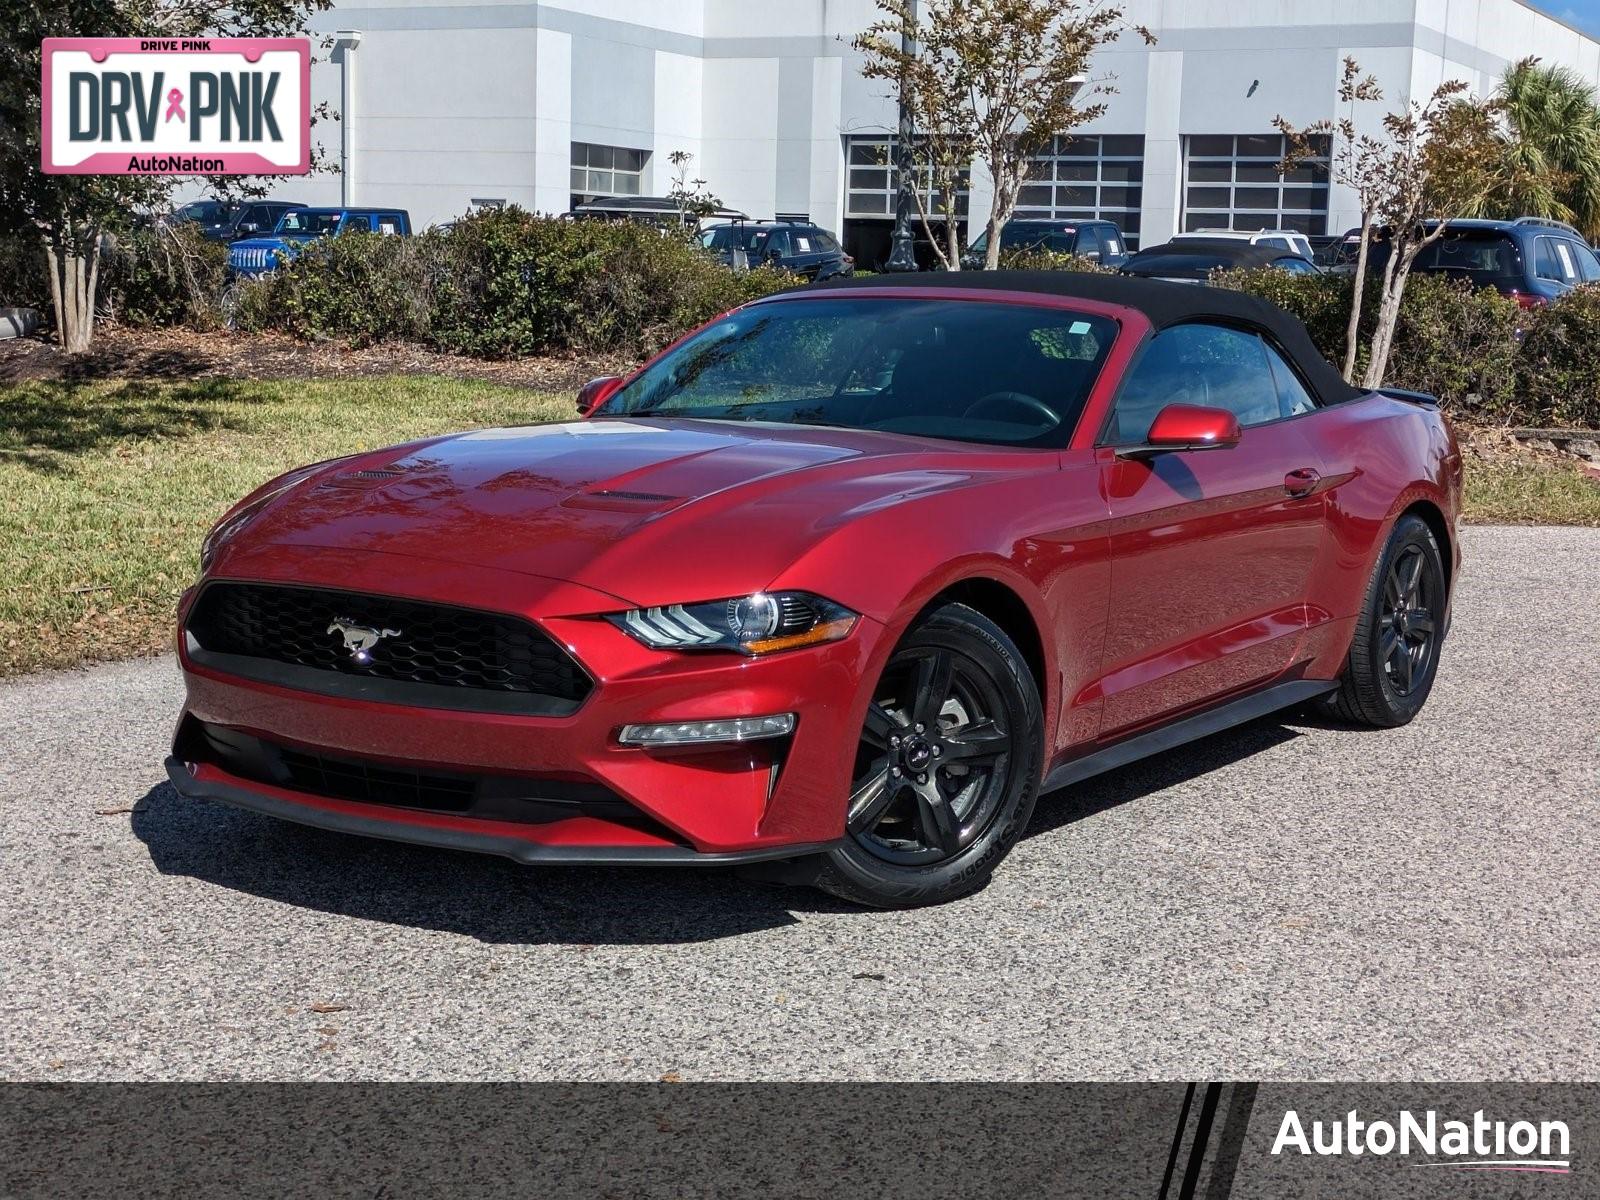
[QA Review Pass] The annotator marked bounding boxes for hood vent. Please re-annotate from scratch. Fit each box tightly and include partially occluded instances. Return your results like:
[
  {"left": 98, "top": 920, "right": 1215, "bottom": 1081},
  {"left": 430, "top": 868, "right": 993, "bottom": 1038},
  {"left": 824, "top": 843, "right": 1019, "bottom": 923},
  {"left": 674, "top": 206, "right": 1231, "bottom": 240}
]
[
  {"left": 562, "top": 488, "right": 683, "bottom": 513},
  {"left": 320, "top": 466, "right": 407, "bottom": 489}
]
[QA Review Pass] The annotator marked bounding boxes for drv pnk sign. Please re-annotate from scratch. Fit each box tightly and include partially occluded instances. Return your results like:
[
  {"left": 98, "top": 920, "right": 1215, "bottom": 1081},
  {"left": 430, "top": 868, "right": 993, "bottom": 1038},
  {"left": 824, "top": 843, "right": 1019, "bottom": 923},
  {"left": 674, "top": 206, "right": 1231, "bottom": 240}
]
[{"left": 41, "top": 37, "right": 310, "bottom": 174}]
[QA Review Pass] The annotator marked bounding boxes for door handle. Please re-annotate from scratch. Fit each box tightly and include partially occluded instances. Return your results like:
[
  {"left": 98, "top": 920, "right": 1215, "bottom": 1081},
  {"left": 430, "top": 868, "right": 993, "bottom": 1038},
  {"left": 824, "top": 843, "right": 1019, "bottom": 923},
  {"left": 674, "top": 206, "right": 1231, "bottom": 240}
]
[{"left": 1284, "top": 467, "right": 1321, "bottom": 498}]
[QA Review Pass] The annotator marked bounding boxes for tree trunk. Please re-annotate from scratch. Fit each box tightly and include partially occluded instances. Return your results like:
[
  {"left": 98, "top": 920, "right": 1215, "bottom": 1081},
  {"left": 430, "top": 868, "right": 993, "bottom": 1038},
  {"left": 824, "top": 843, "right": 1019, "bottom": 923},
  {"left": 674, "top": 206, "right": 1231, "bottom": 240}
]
[
  {"left": 1343, "top": 216, "right": 1374, "bottom": 382},
  {"left": 43, "top": 224, "right": 99, "bottom": 353},
  {"left": 910, "top": 186, "right": 956, "bottom": 271},
  {"left": 1361, "top": 242, "right": 1407, "bottom": 389},
  {"left": 983, "top": 174, "right": 1013, "bottom": 271}
]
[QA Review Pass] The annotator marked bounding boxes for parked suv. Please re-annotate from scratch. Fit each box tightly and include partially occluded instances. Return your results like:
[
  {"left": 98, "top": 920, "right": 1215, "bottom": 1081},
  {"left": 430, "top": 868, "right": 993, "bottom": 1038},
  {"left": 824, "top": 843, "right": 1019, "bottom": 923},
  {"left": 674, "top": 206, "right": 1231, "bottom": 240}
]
[
  {"left": 175, "top": 199, "right": 306, "bottom": 243},
  {"left": 1402, "top": 217, "right": 1600, "bottom": 307},
  {"left": 961, "top": 219, "right": 1130, "bottom": 268},
  {"left": 698, "top": 221, "right": 853, "bottom": 281},
  {"left": 228, "top": 207, "right": 411, "bottom": 277}
]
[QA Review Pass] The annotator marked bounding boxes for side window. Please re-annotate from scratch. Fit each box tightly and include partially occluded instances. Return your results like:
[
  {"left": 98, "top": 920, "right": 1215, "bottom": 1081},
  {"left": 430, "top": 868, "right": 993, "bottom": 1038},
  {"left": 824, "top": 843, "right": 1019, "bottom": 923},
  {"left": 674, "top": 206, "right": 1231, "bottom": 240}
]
[
  {"left": 1555, "top": 238, "right": 1580, "bottom": 281},
  {"left": 1535, "top": 237, "right": 1568, "bottom": 282},
  {"left": 1277, "top": 256, "right": 1318, "bottom": 275},
  {"left": 816, "top": 231, "right": 841, "bottom": 253},
  {"left": 791, "top": 231, "right": 815, "bottom": 254},
  {"left": 765, "top": 229, "right": 791, "bottom": 256},
  {"left": 1570, "top": 239, "right": 1600, "bottom": 282},
  {"left": 376, "top": 215, "right": 402, "bottom": 236},
  {"left": 1107, "top": 324, "right": 1282, "bottom": 443},
  {"left": 1263, "top": 340, "right": 1319, "bottom": 418},
  {"left": 1076, "top": 227, "right": 1103, "bottom": 259},
  {"left": 1259, "top": 236, "right": 1292, "bottom": 250},
  {"left": 1102, "top": 232, "right": 1123, "bottom": 258}
]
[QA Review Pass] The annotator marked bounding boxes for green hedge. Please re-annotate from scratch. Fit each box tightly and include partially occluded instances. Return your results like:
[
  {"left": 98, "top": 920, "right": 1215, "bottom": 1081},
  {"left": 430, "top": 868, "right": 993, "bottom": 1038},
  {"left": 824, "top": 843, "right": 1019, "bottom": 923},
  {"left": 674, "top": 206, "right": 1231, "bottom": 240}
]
[
  {"left": 0, "top": 224, "right": 228, "bottom": 332},
  {"left": 1514, "top": 285, "right": 1600, "bottom": 428},
  {"left": 237, "top": 208, "right": 795, "bottom": 359},
  {"left": 101, "top": 224, "right": 231, "bottom": 330},
  {"left": 233, "top": 226, "right": 438, "bottom": 346}
]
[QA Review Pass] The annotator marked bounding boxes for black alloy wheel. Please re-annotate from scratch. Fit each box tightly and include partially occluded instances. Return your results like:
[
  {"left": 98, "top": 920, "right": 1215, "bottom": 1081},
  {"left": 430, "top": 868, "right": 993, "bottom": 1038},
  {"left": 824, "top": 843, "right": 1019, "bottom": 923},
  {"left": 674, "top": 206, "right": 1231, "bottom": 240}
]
[
  {"left": 1379, "top": 542, "right": 1439, "bottom": 697},
  {"left": 814, "top": 603, "right": 1043, "bottom": 908},
  {"left": 1322, "top": 513, "right": 1447, "bottom": 727},
  {"left": 848, "top": 647, "right": 1014, "bottom": 865}
]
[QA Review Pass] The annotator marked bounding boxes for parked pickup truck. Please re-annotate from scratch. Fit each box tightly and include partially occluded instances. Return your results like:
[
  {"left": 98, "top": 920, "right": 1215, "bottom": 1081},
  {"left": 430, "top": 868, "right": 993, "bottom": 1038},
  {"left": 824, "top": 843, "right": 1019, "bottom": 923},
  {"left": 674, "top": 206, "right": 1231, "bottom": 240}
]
[{"left": 228, "top": 207, "right": 411, "bottom": 276}]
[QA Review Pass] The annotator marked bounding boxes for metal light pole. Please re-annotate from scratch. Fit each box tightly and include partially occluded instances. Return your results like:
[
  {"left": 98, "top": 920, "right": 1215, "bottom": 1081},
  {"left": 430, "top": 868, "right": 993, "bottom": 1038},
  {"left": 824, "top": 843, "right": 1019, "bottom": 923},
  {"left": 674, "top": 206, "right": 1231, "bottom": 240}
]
[{"left": 884, "top": 0, "right": 919, "bottom": 272}]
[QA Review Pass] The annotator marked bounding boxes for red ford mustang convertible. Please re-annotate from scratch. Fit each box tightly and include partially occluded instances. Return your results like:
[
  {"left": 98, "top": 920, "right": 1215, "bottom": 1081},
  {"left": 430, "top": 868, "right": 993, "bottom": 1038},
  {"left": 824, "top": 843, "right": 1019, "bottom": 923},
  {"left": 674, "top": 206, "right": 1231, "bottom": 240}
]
[{"left": 169, "top": 273, "right": 1460, "bottom": 908}]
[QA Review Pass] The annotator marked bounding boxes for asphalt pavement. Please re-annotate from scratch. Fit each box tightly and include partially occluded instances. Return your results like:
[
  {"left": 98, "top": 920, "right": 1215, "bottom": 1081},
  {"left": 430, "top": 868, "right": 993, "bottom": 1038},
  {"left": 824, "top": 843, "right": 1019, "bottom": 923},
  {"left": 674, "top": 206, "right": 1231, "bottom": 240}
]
[{"left": 2, "top": 526, "right": 1596, "bottom": 1081}]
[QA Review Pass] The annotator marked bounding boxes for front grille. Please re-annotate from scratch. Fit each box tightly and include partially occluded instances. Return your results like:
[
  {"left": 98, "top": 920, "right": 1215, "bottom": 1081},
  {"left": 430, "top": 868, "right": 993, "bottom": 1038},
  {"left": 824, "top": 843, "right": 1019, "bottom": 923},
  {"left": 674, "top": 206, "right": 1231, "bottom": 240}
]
[{"left": 187, "top": 582, "right": 592, "bottom": 713}]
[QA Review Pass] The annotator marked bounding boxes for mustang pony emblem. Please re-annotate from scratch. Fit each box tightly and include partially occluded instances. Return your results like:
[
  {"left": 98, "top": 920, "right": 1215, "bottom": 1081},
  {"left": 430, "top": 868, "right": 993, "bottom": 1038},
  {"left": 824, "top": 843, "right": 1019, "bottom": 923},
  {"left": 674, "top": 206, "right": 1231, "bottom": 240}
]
[{"left": 326, "top": 618, "right": 400, "bottom": 663}]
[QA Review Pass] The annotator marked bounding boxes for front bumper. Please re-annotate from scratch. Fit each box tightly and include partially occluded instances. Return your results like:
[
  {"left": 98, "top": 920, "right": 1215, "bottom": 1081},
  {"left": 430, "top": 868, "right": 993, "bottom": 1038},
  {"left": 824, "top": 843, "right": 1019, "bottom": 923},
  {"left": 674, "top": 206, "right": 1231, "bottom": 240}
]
[
  {"left": 173, "top": 545, "right": 883, "bottom": 863},
  {"left": 164, "top": 757, "right": 838, "bottom": 866}
]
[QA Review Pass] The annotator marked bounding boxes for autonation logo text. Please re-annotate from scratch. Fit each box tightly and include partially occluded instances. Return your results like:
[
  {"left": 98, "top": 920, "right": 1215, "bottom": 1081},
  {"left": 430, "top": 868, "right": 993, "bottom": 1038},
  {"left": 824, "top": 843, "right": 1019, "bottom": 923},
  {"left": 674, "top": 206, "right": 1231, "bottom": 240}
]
[{"left": 1273, "top": 1109, "right": 1572, "bottom": 1174}]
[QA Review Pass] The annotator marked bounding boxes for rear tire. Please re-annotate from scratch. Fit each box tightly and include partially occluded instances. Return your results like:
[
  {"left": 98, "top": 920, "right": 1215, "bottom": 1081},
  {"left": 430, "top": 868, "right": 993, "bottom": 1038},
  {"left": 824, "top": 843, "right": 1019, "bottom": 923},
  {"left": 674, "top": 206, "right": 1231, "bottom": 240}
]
[
  {"left": 1321, "top": 513, "right": 1446, "bottom": 728},
  {"left": 813, "top": 603, "right": 1043, "bottom": 909}
]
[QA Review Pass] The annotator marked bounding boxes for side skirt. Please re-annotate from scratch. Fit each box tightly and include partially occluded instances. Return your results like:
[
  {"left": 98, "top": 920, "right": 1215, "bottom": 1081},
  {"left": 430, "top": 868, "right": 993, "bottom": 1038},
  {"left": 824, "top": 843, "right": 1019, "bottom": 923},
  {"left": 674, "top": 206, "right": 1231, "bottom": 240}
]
[{"left": 1041, "top": 679, "right": 1337, "bottom": 794}]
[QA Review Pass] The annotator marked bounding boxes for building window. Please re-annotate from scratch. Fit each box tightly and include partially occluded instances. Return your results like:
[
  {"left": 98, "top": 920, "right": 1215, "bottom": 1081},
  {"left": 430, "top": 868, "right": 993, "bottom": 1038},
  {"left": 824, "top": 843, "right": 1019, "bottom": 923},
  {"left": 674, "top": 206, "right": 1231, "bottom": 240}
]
[
  {"left": 844, "top": 135, "right": 970, "bottom": 220},
  {"left": 1016, "top": 134, "right": 1145, "bottom": 247},
  {"left": 1182, "top": 133, "right": 1330, "bottom": 236},
  {"left": 570, "top": 142, "right": 649, "bottom": 210}
]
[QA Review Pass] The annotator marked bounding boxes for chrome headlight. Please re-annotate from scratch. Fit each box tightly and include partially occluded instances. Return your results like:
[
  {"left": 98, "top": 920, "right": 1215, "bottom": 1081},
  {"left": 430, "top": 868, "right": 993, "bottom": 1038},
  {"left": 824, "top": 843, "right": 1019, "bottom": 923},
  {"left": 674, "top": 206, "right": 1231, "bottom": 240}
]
[{"left": 608, "top": 591, "right": 858, "bottom": 655}]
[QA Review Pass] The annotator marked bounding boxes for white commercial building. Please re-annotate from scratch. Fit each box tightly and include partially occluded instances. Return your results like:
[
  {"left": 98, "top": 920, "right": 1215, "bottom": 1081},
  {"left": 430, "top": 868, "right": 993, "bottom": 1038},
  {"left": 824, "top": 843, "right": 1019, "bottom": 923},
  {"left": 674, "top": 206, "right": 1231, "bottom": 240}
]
[{"left": 284, "top": 0, "right": 1600, "bottom": 262}]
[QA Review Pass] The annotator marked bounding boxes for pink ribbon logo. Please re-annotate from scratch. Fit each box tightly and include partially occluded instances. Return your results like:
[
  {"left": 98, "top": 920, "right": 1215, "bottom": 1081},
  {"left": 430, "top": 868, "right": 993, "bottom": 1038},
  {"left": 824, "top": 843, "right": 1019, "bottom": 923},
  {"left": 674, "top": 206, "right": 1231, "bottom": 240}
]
[{"left": 164, "top": 88, "right": 185, "bottom": 123}]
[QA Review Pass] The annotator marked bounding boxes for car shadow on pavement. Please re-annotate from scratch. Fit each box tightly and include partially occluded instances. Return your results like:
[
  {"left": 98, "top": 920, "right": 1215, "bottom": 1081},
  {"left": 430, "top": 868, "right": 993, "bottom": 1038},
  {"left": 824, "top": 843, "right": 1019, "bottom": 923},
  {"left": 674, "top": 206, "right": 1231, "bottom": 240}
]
[{"left": 129, "top": 716, "right": 1306, "bottom": 945}]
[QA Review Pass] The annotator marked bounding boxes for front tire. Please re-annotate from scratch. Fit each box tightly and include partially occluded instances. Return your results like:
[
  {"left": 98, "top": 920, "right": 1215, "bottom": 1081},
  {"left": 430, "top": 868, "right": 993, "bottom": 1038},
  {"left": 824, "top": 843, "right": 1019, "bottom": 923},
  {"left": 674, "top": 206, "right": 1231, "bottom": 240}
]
[
  {"left": 814, "top": 603, "right": 1043, "bottom": 909},
  {"left": 1322, "top": 513, "right": 1446, "bottom": 728}
]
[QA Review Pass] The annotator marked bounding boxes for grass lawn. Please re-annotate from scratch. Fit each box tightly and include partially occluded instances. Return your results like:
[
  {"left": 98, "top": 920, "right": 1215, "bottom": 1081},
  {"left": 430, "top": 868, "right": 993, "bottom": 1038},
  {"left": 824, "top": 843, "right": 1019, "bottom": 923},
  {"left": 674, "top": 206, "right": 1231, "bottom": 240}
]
[
  {"left": 2, "top": 376, "right": 568, "bottom": 676},
  {"left": 1459, "top": 456, "right": 1600, "bottom": 526},
  {"left": 3, "top": 374, "right": 1597, "bottom": 676}
]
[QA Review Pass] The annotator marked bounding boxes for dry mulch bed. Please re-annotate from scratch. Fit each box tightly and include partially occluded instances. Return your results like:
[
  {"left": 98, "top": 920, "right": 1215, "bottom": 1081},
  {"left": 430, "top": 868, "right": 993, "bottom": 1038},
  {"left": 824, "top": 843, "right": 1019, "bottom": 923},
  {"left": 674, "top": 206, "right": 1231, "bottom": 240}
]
[{"left": 0, "top": 327, "right": 615, "bottom": 391}]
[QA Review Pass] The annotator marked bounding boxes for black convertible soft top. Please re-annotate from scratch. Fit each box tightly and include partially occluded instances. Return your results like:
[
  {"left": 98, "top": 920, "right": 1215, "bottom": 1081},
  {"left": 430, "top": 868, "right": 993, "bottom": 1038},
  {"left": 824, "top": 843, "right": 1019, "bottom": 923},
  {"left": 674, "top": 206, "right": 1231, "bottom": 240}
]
[{"left": 795, "top": 268, "right": 1363, "bottom": 408}]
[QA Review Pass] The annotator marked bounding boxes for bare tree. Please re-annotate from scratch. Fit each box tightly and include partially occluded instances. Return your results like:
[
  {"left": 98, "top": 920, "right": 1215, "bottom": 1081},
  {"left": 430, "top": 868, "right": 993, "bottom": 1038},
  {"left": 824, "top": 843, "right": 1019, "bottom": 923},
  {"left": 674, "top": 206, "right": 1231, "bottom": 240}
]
[
  {"left": 1279, "top": 64, "right": 1511, "bottom": 389},
  {"left": 1278, "top": 59, "right": 1383, "bottom": 382},
  {"left": 854, "top": 0, "right": 1150, "bottom": 271}
]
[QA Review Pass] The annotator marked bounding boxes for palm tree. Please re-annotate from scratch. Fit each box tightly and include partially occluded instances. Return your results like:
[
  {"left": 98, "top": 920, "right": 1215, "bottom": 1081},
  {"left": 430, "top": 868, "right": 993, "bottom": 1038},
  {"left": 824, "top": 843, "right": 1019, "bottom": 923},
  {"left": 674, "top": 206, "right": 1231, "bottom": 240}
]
[{"left": 1479, "top": 57, "right": 1600, "bottom": 239}]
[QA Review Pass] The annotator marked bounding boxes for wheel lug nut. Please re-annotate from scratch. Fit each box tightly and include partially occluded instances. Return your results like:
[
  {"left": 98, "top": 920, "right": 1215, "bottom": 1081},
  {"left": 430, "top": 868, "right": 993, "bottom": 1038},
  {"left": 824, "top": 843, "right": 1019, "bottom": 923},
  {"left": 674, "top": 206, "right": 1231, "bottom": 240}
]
[
  {"left": 932, "top": 745, "right": 942, "bottom": 757},
  {"left": 890, "top": 735, "right": 900, "bottom": 747},
  {"left": 890, "top": 767, "right": 900, "bottom": 777},
  {"left": 914, "top": 723, "right": 924, "bottom": 733}
]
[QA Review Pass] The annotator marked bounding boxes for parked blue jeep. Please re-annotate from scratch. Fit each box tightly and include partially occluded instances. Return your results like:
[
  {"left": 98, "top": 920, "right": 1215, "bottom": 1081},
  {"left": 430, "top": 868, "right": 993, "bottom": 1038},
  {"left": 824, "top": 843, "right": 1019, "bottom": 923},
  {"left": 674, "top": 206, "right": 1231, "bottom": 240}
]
[{"left": 228, "top": 207, "right": 412, "bottom": 277}]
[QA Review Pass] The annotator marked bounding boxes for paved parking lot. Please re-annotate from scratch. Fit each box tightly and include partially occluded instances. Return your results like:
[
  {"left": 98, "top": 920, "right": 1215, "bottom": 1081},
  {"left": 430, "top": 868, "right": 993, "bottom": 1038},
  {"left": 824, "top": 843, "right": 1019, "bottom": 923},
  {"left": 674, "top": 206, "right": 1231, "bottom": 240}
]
[{"left": 2, "top": 526, "right": 1596, "bottom": 1081}]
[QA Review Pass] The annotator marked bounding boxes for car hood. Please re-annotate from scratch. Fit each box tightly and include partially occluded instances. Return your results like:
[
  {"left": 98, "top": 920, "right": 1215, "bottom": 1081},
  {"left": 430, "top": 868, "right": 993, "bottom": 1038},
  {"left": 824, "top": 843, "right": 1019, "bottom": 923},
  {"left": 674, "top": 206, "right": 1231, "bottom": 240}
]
[{"left": 229, "top": 418, "right": 1021, "bottom": 609}]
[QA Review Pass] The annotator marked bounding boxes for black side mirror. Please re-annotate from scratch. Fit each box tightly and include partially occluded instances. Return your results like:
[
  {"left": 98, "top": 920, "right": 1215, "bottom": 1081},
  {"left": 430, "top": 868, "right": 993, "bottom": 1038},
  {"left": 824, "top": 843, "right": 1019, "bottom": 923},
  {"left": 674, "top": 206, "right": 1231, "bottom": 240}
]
[{"left": 576, "top": 375, "right": 624, "bottom": 416}]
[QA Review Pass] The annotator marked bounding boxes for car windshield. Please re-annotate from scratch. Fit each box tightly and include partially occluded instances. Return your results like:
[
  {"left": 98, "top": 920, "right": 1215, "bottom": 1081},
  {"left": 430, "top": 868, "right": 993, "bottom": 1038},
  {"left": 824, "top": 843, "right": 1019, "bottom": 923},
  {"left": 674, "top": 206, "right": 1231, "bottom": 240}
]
[
  {"left": 275, "top": 210, "right": 343, "bottom": 236},
  {"left": 175, "top": 200, "right": 230, "bottom": 223},
  {"left": 698, "top": 225, "right": 770, "bottom": 252},
  {"left": 1411, "top": 230, "right": 1523, "bottom": 286},
  {"left": 967, "top": 225, "right": 1070, "bottom": 255},
  {"left": 594, "top": 297, "right": 1119, "bottom": 448}
]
